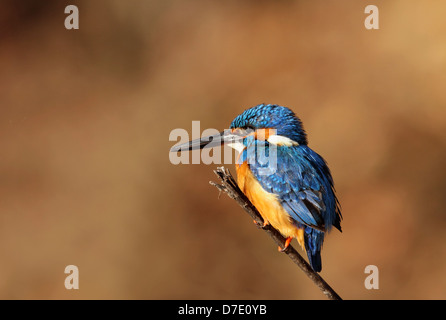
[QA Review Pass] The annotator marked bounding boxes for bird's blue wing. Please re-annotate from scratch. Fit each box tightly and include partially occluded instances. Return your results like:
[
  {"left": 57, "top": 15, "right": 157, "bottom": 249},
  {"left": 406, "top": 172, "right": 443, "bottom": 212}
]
[{"left": 246, "top": 142, "right": 338, "bottom": 231}]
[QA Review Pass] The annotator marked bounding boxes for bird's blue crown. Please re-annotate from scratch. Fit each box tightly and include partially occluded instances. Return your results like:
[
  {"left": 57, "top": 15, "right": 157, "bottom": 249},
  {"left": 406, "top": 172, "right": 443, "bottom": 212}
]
[{"left": 230, "top": 104, "right": 308, "bottom": 145}]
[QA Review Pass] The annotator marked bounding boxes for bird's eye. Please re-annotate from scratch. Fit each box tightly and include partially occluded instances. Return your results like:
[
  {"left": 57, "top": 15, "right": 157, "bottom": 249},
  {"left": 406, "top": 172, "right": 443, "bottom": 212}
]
[{"left": 243, "top": 125, "right": 255, "bottom": 131}]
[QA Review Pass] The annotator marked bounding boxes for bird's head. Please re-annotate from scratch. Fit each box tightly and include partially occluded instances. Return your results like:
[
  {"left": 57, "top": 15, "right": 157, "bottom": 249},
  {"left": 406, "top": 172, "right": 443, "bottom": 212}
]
[
  {"left": 170, "top": 104, "right": 307, "bottom": 153},
  {"left": 230, "top": 104, "right": 307, "bottom": 146}
]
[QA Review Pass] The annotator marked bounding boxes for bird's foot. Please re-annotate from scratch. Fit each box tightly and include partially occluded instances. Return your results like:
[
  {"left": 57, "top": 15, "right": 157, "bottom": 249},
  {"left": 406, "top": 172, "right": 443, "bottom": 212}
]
[
  {"left": 278, "top": 237, "right": 293, "bottom": 252},
  {"left": 253, "top": 219, "right": 269, "bottom": 229}
]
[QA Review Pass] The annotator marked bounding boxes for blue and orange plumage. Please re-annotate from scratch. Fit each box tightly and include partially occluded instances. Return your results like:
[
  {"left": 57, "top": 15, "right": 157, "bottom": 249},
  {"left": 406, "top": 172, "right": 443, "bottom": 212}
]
[
  {"left": 171, "top": 103, "right": 342, "bottom": 272},
  {"left": 229, "top": 104, "right": 342, "bottom": 272}
]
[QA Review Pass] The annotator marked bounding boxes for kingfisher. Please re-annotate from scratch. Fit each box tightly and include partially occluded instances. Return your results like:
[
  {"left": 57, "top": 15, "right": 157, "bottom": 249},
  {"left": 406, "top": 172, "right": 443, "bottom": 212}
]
[{"left": 171, "top": 104, "right": 342, "bottom": 272}]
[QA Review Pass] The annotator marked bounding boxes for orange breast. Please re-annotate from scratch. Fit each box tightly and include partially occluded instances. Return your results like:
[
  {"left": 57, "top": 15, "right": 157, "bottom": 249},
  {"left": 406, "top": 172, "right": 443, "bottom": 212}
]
[{"left": 236, "top": 162, "right": 305, "bottom": 248}]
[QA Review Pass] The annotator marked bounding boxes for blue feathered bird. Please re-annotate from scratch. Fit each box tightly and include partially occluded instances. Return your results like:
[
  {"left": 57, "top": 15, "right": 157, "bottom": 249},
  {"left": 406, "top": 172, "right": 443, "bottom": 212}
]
[{"left": 171, "top": 104, "right": 342, "bottom": 272}]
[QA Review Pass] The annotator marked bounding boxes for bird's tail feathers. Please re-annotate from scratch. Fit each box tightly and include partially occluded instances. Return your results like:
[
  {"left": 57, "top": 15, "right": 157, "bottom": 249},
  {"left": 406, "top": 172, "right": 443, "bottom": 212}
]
[{"left": 304, "top": 227, "right": 324, "bottom": 272}]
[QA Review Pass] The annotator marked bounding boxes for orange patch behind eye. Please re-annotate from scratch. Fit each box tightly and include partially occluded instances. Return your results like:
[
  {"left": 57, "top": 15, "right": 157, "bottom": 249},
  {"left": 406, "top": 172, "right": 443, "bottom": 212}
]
[
  {"left": 248, "top": 128, "right": 277, "bottom": 141},
  {"left": 232, "top": 128, "right": 277, "bottom": 140}
]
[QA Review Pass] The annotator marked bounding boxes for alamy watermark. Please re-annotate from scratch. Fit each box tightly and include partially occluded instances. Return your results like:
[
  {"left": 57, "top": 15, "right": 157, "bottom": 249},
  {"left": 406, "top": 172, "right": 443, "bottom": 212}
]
[
  {"left": 64, "top": 265, "right": 79, "bottom": 290},
  {"left": 169, "top": 121, "right": 278, "bottom": 175},
  {"left": 364, "top": 265, "right": 379, "bottom": 290},
  {"left": 64, "top": 5, "right": 79, "bottom": 30}
]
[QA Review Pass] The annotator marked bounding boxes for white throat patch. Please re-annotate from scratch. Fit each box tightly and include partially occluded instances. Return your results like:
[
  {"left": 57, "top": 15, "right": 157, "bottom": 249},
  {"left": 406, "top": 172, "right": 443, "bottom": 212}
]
[{"left": 226, "top": 141, "right": 246, "bottom": 153}]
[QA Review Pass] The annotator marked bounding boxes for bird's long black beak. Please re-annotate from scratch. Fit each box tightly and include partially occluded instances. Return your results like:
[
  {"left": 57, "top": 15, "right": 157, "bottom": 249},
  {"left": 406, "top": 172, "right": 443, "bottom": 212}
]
[{"left": 170, "top": 130, "right": 245, "bottom": 152}]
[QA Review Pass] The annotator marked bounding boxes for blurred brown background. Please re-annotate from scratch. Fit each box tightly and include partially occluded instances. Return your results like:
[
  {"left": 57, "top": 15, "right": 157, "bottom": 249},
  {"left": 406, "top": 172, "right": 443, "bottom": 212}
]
[{"left": 0, "top": 0, "right": 445, "bottom": 299}]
